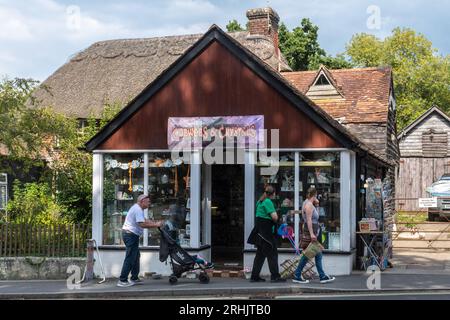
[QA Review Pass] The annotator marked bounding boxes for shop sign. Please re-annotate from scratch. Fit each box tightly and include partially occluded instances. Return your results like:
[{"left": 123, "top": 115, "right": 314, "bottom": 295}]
[
  {"left": 418, "top": 198, "right": 438, "bottom": 208},
  {"left": 168, "top": 115, "right": 264, "bottom": 149}
]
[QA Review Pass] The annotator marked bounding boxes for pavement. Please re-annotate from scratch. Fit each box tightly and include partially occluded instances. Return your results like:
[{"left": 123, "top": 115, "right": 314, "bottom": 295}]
[
  {"left": 391, "top": 248, "right": 450, "bottom": 270},
  {"left": 2, "top": 269, "right": 450, "bottom": 299}
]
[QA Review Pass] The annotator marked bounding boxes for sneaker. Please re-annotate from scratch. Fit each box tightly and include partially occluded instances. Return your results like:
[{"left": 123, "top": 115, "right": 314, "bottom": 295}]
[
  {"left": 117, "top": 280, "right": 135, "bottom": 287},
  {"left": 130, "top": 278, "right": 143, "bottom": 285},
  {"left": 250, "top": 277, "right": 266, "bottom": 282},
  {"left": 292, "top": 276, "right": 310, "bottom": 284},
  {"left": 270, "top": 278, "right": 286, "bottom": 283},
  {"left": 320, "top": 275, "right": 336, "bottom": 284}
]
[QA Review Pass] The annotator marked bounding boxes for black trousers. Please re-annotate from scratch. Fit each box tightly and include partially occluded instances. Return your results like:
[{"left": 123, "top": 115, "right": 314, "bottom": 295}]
[
  {"left": 251, "top": 242, "right": 280, "bottom": 280},
  {"left": 250, "top": 218, "right": 281, "bottom": 280}
]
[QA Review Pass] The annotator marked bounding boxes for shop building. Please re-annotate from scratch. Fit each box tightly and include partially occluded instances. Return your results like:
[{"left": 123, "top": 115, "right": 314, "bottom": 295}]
[
  {"left": 30, "top": 7, "right": 398, "bottom": 276},
  {"left": 83, "top": 22, "right": 396, "bottom": 276}
]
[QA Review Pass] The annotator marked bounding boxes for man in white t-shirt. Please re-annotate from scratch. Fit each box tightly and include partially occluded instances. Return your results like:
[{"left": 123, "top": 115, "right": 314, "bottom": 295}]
[{"left": 117, "top": 194, "right": 163, "bottom": 287}]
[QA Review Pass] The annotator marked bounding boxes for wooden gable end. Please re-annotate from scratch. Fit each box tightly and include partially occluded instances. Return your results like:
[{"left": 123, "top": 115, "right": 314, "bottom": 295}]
[
  {"left": 399, "top": 110, "right": 450, "bottom": 157},
  {"left": 97, "top": 41, "right": 341, "bottom": 150}
]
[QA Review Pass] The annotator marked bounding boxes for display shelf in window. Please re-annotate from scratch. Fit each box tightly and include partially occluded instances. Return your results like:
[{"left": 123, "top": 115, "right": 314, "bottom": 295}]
[
  {"left": 146, "top": 156, "right": 191, "bottom": 247},
  {"left": 256, "top": 154, "right": 295, "bottom": 249}
]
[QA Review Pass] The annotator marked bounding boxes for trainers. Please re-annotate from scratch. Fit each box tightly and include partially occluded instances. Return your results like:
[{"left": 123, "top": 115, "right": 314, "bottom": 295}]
[
  {"left": 270, "top": 278, "right": 286, "bottom": 283},
  {"left": 250, "top": 277, "right": 266, "bottom": 282},
  {"left": 117, "top": 280, "right": 135, "bottom": 287},
  {"left": 130, "top": 278, "right": 143, "bottom": 285},
  {"left": 320, "top": 275, "right": 336, "bottom": 284},
  {"left": 292, "top": 276, "right": 310, "bottom": 284}
]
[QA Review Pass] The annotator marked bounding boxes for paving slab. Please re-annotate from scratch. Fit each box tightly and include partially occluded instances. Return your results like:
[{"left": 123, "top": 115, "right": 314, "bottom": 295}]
[{"left": 2, "top": 272, "right": 450, "bottom": 299}]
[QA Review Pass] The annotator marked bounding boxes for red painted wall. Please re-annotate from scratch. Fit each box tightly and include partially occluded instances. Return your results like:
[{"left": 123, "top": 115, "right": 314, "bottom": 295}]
[{"left": 98, "top": 41, "right": 341, "bottom": 150}]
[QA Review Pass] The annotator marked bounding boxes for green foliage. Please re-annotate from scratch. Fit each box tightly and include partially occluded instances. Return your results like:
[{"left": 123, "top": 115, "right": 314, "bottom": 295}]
[
  {"left": 51, "top": 102, "right": 122, "bottom": 223},
  {"left": 278, "top": 19, "right": 351, "bottom": 71},
  {"left": 226, "top": 19, "right": 246, "bottom": 32},
  {"left": 6, "top": 180, "right": 67, "bottom": 225},
  {"left": 346, "top": 33, "right": 384, "bottom": 67},
  {"left": 345, "top": 28, "right": 450, "bottom": 130},
  {"left": 0, "top": 78, "right": 71, "bottom": 159},
  {"left": 309, "top": 53, "right": 354, "bottom": 70},
  {"left": 1, "top": 77, "right": 122, "bottom": 224}
]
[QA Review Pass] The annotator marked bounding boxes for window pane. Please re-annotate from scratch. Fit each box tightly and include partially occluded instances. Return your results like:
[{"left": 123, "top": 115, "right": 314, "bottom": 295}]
[
  {"left": 300, "top": 152, "right": 341, "bottom": 251},
  {"left": 255, "top": 152, "right": 296, "bottom": 249},
  {"left": 146, "top": 154, "right": 191, "bottom": 248},
  {"left": 103, "top": 154, "right": 144, "bottom": 245}
]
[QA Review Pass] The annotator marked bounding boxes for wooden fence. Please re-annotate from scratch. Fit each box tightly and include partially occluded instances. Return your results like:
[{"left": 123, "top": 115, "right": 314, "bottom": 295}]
[
  {"left": 396, "top": 157, "right": 450, "bottom": 211},
  {"left": 0, "top": 223, "right": 91, "bottom": 257}
]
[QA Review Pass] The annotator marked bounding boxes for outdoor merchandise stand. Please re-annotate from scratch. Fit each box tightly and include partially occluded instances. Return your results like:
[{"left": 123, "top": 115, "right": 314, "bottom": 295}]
[{"left": 357, "top": 177, "right": 394, "bottom": 270}]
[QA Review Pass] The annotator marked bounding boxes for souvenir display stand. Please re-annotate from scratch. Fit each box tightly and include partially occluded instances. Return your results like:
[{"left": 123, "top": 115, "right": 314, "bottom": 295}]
[{"left": 358, "top": 177, "right": 394, "bottom": 270}]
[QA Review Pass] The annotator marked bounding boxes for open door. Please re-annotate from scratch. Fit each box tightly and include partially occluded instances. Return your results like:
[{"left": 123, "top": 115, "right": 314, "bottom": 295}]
[{"left": 210, "top": 164, "right": 245, "bottom": 268}]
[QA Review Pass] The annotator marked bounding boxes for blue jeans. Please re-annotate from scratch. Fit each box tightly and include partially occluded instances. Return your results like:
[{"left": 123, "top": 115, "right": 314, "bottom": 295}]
[
  {"left": 294, "top": 252, "right": 327, "bottom": 280},
  {"left": 119, "top": 231, "right": 140, "bottom": 282}
]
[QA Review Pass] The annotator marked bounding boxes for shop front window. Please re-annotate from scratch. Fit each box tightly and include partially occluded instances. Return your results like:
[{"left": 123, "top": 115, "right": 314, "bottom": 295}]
[
  {"left": 300, "top": 152, "right": 341, "bottom": 251},
  {"left": 103, "top": 154, "right": 144, "bottom": 245},
  {"left": 146, "top": 154, "right": 191, "bottom": 247},
  {"left": 254, "top": 151, "right": 341, "bottom": 251},
  {"left": 102, "top": 153, "right": 191, "bottom": 247},
  {"left": 255, "top": 152, "right": 296, "bottom": 249}
]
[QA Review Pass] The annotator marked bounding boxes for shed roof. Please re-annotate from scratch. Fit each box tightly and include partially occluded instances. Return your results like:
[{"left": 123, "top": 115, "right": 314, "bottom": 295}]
[{"left": 398, "top": 105, "right": 450, "bottom": 140}]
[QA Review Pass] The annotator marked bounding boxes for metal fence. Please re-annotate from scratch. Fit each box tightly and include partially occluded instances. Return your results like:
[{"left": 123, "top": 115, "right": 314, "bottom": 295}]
[
  {"left": 393, "top": 198, "right": 450, "bottom": 250},
  {"left": 0, "top": 223, "right": 91, "bottom": 257}
]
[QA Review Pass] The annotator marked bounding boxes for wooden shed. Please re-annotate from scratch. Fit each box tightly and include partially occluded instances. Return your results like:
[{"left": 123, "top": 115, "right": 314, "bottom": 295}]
[{"left": 396, "top": 106, "right": 450, "bottom": 211}]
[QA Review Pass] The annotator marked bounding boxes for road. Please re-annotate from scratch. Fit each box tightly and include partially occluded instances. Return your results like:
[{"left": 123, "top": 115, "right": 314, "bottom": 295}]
[
  {"left": 277, "top": 291, "right": 450, "bottom": 300},
  {"left": 112, "top": 291, "right": 450, "bottom": 300}
]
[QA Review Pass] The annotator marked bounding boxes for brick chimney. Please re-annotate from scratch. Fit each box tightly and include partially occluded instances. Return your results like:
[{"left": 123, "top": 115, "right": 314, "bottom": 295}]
[{"left": 246, "top": 7, "right": 280, "bottom": 57}]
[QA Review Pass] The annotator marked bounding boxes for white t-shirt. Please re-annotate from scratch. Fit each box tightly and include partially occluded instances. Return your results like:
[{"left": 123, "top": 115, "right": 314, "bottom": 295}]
[{"left": 122, "top": 204, "right": 145, "bottom": 236}]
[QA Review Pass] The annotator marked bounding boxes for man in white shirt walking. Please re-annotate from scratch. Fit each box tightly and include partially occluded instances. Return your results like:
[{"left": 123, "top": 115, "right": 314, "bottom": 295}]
[{"left": 117, "top": 194, "right": 163, "bottom": 287}]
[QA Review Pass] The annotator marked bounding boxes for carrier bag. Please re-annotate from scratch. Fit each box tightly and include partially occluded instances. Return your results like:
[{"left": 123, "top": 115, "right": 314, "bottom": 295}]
[{"left": 303, "top": 241, "right": 324, "bottom": 259}]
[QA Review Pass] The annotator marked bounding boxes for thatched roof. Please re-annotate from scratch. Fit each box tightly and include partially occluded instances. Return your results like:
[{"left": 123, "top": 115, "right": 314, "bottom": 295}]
[{"left": 31, "top": 31, "right": 291, "bottom": 118}]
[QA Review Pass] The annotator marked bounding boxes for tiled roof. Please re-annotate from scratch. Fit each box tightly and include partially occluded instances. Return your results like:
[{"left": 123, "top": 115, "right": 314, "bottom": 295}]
[{"left": 282, "top": 66, "right": 392, "bottom": 123}]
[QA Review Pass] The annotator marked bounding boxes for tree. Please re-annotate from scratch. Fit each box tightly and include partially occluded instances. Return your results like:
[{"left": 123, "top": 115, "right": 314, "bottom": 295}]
[
  {"left": 309, "top": 53, "right": 354, "bottom": 70},
  {"left": 51, "top": 102, "right": 122, "bottom": 223},
  {"left": 345, "top": 33, "right": 384, "bottom": 67},
  {"left": 278, "top": 19, "right": 352, "bottom": 71},
  {"left": 0, "top": 78, "right": 69, "bottom": 160},
  {"left": 226, "top": 19, "right": 245, "bottom": 32},
  {"left": 346, "top": 28, "right": 450, "bottom": 129},
  {"left": 1, "top": 77, "right": 123, "bottom": 224}
]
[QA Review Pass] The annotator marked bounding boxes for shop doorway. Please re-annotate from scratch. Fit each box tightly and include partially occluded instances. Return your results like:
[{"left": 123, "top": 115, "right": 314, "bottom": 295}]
[{"left": 210, "top": 165, "right": 245, "bottom": 268}]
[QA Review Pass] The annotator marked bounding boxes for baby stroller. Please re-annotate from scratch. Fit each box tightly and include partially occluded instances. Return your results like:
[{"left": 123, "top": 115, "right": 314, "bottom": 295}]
[{"left": 158, "top": 227, "right": 210, "bottom": 285}]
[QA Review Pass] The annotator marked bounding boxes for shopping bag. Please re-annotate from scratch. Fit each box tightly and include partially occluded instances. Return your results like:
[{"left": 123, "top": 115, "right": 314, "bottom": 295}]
[{"left": 303, "top": 241, "right": 324, "bottom": 259}]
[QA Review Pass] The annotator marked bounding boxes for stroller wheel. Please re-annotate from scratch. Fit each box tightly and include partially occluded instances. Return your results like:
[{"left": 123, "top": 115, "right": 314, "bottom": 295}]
[
  {"left": 199, "top": 272, "right": 210, "bottom": 284},
  {"left": 169, "top": 275, "right": 178, "bottom": 285}
]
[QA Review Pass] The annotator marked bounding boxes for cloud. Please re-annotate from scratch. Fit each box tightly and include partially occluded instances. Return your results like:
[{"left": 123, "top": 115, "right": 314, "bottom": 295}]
[
  {"left": 0, "top": 0, "right": 448, "bottom": 81},
  {"left": 0, "top": 6, "right": 33, "bottom": 40}
]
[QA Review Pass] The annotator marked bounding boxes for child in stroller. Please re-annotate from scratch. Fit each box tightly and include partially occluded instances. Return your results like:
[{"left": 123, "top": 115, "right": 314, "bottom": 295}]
[{"left": 158, "top": 206, "right": 213, "bottom": 284}]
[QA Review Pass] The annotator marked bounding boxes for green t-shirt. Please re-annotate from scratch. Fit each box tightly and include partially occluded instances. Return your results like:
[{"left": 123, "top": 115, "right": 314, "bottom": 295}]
[{"left": 256, "top": 198, "right": 276, "bottom": 221}]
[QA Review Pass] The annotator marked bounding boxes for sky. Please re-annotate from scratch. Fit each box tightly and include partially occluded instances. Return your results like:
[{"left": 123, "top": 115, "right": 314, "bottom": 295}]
[{"left": 0, "top": 0, "right": 449, "bottom": 81}]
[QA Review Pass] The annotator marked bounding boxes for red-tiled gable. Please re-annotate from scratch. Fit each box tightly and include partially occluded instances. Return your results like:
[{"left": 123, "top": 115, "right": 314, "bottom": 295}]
[{"left": 281, "top": 67, "right": 392, "bottom": 123}]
